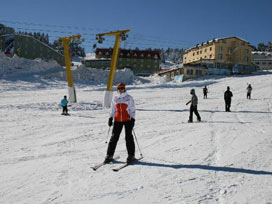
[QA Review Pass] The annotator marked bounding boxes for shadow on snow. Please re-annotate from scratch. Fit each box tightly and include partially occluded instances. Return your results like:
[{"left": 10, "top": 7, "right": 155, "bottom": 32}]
[
  {"left": 136, "top": 161, "right": 272, "bottom": 175},
  {"left": 137, "top": 108, "right": 271, "bottom": 114}
]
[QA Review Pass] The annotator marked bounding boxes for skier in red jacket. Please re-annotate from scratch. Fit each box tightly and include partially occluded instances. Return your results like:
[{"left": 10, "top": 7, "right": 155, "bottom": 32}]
[{"left": 104, "top": 82, "right": 136, "bottom": 163}]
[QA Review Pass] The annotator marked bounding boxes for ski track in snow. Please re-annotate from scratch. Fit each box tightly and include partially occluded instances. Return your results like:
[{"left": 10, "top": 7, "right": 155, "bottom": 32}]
[{"left": 0, "top": 71, "right": 272, "bottom": 204}]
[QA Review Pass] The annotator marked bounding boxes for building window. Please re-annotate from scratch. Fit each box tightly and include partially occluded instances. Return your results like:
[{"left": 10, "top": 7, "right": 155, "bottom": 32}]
[
  {"left": 262, "top": 62, "right": 266, "bottom": 65},
  {"left": 200, "top": 50, "right": 202, "bottom": 54},
  {"left": 197, "top": 51, "right": 199, "bottom": 55},
  {"left": 193, "top": 53, "right": 195, "bottom": 56},
  {"left": 210, "top": 47, "right": 212, "bottom": 51},
  {"left": 232, "top": 41, "right": 236, "bottom": 46},
  {"left": 241, "top": 41, "right": 245, "bottom": 46},
  {"left": 219, "top": 54, "right": 223, "bottom": 60},
  {"left": 244, "top": 57, "right": 249, "bottom": 62},
  {"left": 222, "top": 39, "right": 226, "bottom": 44},
  {"left": 255, "top": 62, "right": 260, "bottom": 65},
  {"left": 219, "top": 46, "right": 223, "bottom": 52},
  {"left": 210, "top": 54, "right": 212, "bottom": 58},
  {"left": 244, "top": 49, "right": 248, "bottom": 54},
  {"left": 196, "top": 70, "right": 202, "bottom": 75},
  {"left": 227, "top": 55, "right": 232, "bottom": 61},
  {"left": 187, "top": 69, "right": 193, "bottom": 75},
  {"left": 204, "top": 48, "right": 207, "bottom": 52},
  {"left": 227, "top": 47, "right": 232, "bottom": 53}
]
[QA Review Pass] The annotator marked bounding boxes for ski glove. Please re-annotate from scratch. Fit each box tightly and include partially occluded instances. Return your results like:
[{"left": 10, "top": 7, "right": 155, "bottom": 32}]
[
  {"left": 130, "top": 118, "right": 135, "bottom": 128},
  {"left": 108, "top": 117, "right": 113, "bottom": 127}
]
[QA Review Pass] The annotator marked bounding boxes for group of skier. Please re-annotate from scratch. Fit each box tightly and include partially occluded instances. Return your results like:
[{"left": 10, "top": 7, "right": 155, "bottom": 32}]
[
  {"left": 186, "top": 84, "right": 253, "bottom": 122},
  {"left": 60, "top": 82, "right": 253, "bottom": 164}
]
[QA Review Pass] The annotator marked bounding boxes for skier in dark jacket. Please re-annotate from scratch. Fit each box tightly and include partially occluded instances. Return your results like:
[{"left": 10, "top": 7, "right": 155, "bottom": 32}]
[
  {"left": 186, "top": 89, "right": 201, "bottom": 122},
  {"left": 203, "top": 86, "right": 208, "bottom": 99},
  {"left": 61, "top": 95, "right": 69, "bottom": 115},
  {"left": 224, "top": 86, "right": 233, "bottom": 112},
  {"left": 104, "top": 82, "right": 136, "bottom": 164},
  {"left": 246, "top": 84, "right": 252, "bottom": 99}
]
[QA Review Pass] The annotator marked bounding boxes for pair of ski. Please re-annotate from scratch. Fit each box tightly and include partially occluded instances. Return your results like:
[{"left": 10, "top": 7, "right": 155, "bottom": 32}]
[{"left": 92, "top": 156, "right": 143, "bottom": 172}]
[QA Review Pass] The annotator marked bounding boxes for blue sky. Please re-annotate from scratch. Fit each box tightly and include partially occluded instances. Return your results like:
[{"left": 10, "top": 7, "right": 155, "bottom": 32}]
[{"left": 0, "top": 0, "right": 271, "bottom": 52}]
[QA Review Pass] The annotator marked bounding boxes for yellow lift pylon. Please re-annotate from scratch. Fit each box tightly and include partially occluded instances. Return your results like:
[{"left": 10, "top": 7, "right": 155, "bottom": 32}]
[
  {"left": 95, "top": 29, "right": 130, "bottom": 108},
  {"left": 59, "top": 34, "right": 81, "bottom": 103}
]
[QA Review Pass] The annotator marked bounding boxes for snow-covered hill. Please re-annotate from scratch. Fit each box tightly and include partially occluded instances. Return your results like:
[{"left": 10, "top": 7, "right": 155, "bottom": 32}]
[{"left": 0, "top": 53, "right": 272, "bottom": 203}]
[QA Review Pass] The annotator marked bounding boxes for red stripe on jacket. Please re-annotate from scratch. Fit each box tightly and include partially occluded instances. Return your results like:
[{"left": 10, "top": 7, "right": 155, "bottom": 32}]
[{"left": 114, "top": 103, "right": 130, "bottom": 122}]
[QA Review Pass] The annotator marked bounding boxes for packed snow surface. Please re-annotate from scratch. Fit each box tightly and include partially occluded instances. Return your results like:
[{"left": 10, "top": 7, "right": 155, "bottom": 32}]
[{"left": 0, "top": 54, "right": 272, "bottom": 203}]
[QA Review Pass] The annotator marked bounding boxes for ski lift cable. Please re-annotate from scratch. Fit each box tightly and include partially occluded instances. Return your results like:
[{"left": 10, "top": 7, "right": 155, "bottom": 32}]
[{"left": 3, "top": 20, "right": 189, "bottom": 46}]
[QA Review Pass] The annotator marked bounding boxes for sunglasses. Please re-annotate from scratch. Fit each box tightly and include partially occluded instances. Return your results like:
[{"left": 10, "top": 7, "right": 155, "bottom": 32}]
[{"left": 117, "top": 87, "right": 125, "bottom": 90}]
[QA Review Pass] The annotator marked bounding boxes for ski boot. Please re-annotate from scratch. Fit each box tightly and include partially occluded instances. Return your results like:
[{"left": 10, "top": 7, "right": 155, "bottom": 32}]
[
  {"left": 126, "top": 155, "right": 136, "bottom": 163},
  {"left": 103, "top": 155, "right": 113, "bottom": 164}
]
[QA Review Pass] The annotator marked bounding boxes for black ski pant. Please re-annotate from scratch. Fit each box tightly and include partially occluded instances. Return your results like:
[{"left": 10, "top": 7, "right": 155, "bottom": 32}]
[
  {"left": 189, "top": 105, "right": 201, "bottom": 122},
  {"left": 62, "top": 106, "right": 68, "bottom": 114},
  {"left": 106, "top": 121, "right": 135, "bottom": 157},
  {"left": 225, "top": 100, "right": 231, "bottom": 112},
  {"left": 203, "top": 93, "right": 207, "bottom": 99},
  {"left": 247, "top": 93, "right": 251, "bottom": 99}
]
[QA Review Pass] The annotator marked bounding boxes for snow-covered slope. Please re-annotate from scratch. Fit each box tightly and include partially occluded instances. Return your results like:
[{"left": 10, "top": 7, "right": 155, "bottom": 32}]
[{"left": 0, "top": 54, "right": 272, "bottom": 203}]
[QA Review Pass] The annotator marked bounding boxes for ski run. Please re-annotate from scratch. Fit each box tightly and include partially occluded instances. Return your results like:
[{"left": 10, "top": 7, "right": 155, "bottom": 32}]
[{"left": 0, "top": 57, "right": 271, "bottom": 203}]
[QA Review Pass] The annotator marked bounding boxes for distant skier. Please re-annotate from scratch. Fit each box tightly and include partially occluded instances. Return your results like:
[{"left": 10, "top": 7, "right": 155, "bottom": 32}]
[
  {"left": 61, "top": 95, "right": 69, "bottom": 115},
  {"left": 104, "top": 82, "right": 136, "bottom": 163},
  {"left": 246, "top": 84, "right": 252, "bottom": 99},
  {"left": 203, "top": 86, "right": 208, "bottom": 99},
  {"left": 186, "top": 89, "right": 201, "bottom": 123},
  {"left": 224, "top": 86, "right": 233, "bottom": 112}
]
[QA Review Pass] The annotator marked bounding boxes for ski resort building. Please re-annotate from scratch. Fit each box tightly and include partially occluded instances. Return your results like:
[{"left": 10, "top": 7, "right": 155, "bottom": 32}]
[
  {"left": 82, "top": 48, "right": 161, "bottom": 76},
  {"left": 252, "top": 51, "right": 272, "bottom": 70},
  {"left": 158, "top": 64, "right": 207, "bottom": 82},
  {"left": 183, "top": 37, "right": 256, "bottom": 74}
]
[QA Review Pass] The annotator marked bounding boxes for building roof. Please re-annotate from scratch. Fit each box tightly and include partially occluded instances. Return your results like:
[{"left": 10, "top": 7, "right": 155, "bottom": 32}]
[
  {"left": 185, "top": 36, "right": 254, "bottom": 52},
  {"left": 252, "top": 51, "right": 272, "bottom": 57},
  {"left": 96, "top": 48, "right": 161, "bottom": 60}
]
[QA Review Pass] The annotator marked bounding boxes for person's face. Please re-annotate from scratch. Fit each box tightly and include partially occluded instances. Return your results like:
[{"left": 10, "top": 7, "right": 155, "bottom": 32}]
[{"left": 117, "top": 87, "right": 125, "bottom": 93}]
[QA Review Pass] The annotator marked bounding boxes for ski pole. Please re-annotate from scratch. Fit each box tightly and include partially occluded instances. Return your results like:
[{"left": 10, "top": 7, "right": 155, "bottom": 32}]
[
  {"left": 105, "top": 127, "right": 111, "bottom": 144},
  {"left": 132, "top": 129, "right": 143, "bottom": 157}
]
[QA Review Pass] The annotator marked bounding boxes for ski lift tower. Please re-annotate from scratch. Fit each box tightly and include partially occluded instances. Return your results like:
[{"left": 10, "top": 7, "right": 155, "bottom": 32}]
[
  {"left": 95, "top": 30, "right": 130, "bottom": 108},
  {"left": 59, "top": 34, "right": 81, "bottom": 103}
]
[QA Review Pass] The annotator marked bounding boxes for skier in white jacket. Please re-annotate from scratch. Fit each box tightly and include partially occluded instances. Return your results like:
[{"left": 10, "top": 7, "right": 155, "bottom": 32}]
[{"left": 104, "top": 82, "right": 136, "bottom": 163}]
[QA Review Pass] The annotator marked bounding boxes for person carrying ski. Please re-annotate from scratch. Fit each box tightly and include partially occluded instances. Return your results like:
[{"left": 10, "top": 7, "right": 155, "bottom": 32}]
[
  {"left": 224, "top": 86, "right": 233, "bottom": 112},
  {"left": 61, "top": 95, "right": 68, "bottom": 115},
  {"left": 104, "top": 82, "right": 136, "bottom": 163},
  {"left": 246, "top": 84, "right": 252, "bottom": 99},
  {"left": 203, "top": 86, "right": 208, "bottom": 99},
  {"left": 186, "top": 89, "right": 201, "bottom": 123}
]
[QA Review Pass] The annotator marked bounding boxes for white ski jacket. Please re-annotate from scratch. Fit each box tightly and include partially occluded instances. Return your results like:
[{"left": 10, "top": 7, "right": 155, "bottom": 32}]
[{"left": 110, "top": 92, "right": 135, "bottom": 122}]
